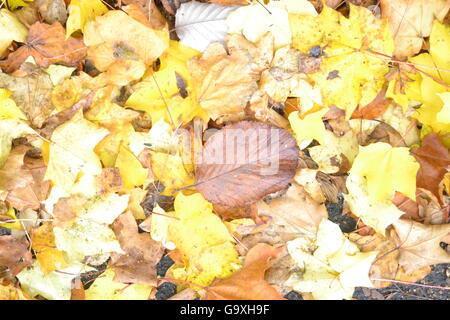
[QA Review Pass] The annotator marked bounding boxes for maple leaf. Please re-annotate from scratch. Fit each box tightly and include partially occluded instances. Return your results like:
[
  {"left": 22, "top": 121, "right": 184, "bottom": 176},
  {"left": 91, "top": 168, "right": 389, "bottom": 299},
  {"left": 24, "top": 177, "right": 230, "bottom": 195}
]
[
  {"left": 0, "top": 69, "right": 54, "bottom": 128},
  {"left": 289, "top": 109, "right": 328, "bottom": 148},
  {"left": 111, "top": 210, "right": 164, "bottom": 286},
  {"left": 226, "top": 0, "right": 317, "bottom": 49},
  {"left": 256, "top": 182, "right": 328, "bottom": 239},
  {"left": 195, "top": 121, "right": 299, "bottom": 206},
  {"left": 167, "top": 192, "right": 240, "bottom": 288},
  {"left": 411, "top": 133, "right": 450, "bottom": 201},
  {"left": 31, "top": 223, "right": 69, "bottom": 275},
  {"left": 286, "top": 219, "right": 378, "bottom": 300},
  {"left": 392, "top": 219, "right": 450, "bottom": 273},
  {"left": 380, "top": 0, "right": 450, "bottom": 58},
  {"left": 289, "top": 4, "right": 394, "bottom": 118},
  {"left": 44, "top": 110, "right": 109, "bottom": 193},
  {"left": 66, "top": 0, "right": 108, "bottom": 37},
  {"left": 85, "top": 268, "right": 153, "bottom": 300},
  {"left": 349, "top": 142, "right": 419, "bottom": 202},
  {"left": 16, "top": 261, "right": 94, "bottom": 300},
  {"left": 345, "top": 174, "right": 404, "bottom": 235},
  {"left": 0, "top": 8, "right": 27, "bottom": 55},
  {"left": 83, "top": 10, "right": 169, "bottom": 80},
  {"left": 126, "top": 40, "right": 208, "bottom": 127},
  {"left": 203, "top": 243, "right": 285, "bottom": 300},
  {"left": 1, "top": 22, "right": 87, "bottom": 73},
  {"left": 114, "top": 145, "right": 148, "bottom": 190},
  {"left": 187, "top": 42, "right": 259, "bottom": 122}
]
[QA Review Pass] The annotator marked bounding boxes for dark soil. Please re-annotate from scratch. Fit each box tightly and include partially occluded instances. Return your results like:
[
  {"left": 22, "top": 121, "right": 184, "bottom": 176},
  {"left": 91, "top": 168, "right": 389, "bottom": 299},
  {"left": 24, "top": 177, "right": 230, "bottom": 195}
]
[
  {"left": 155, "top": 282, "right": 177, "bottom": 300},
  {"left": 353, "top": 263, "right": 450, "bottom": 300}
]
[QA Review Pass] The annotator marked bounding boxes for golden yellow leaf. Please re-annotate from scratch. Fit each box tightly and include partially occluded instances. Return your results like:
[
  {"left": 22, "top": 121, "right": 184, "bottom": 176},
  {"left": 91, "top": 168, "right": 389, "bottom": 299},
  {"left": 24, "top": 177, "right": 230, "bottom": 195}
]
[
  {"left": 85, "top": 268, "right": 152, "bottom": 300},
  {"left": 66, "top": 0, "right": 108, "bottom": 37},
  {"left": 0, "top": 8, "right": 27, "bottom": 55},
  {"left": 167, "top": 192, "right": 240, "bottom": 287},
  {"left": 289, "top": 109, "right": 328, "bottom": 148},
  {"left": 289, "top": 4, "right": 394, "bottom": 118},
  {"left": 115, "top": 145, "right": 148, "bottom": 190},
  {"left": 349, "top": 142, "right": 419, "bottom": 202}
]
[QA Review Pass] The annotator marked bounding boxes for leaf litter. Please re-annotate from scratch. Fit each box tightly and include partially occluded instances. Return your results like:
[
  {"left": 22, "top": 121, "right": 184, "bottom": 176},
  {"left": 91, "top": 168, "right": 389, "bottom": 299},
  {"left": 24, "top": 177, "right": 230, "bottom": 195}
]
[{"left": 0, "top": 0, "right": 449, "bottom": 300}]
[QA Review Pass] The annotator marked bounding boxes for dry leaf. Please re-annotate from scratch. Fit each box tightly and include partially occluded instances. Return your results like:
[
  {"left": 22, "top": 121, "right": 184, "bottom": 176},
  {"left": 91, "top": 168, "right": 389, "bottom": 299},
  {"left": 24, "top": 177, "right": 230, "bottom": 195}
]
[
  {"left": 203, "top": 243, "right": 285, "bottom": 300},
  {"left": 0, "top": 234, "right": 32, "bottom": 275},
  {"left": 196, "top": 121, "right": 299, "bottom": 206}
]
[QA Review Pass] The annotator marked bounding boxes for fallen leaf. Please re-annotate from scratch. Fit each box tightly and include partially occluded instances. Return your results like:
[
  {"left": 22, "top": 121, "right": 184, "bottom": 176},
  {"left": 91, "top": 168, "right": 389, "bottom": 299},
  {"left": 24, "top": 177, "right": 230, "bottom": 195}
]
[
  {"left": 392, "top": 219, "right": 450, "bottom": 273},
  {"left": 167, "top": 192, "right": 240, "bottom": 287},
  {"left": 175, "top": 1, "right": 240, "bottom": 52},
  {"left": 349, "top": 142, "right": 419, "bottom": 202},
  {"left": 0, "top": 8, "right": 28, "bottom": 56},
  {"left": 65, "top": 0, "right": 108, "bottom": 36},
  {"left": 187, "top": 42, "right": 259, "bottom": 121},
  {"left": 203, "top": 243, "right": 285, "bottom": 300},
  {"left": 381, "top": 0, "right": 450, "bottom": 58},
  {"left": 286, "top": 218, "right": 378, "bottom": 300},
  {"left": 1, "top": 22, "right": 86, "bottom": 73},
  {"left": 196, "top": 121, "right": 299, "bottom": 206},
  {"left": 0, "top": 234, "right": 32, "bottom": 275},
  {"left": 411, "top": 133, "right": 450, "bottom": 201},
  {"left": 0, "top": 119, "right": 35, "bottom": 167},
  {"left": 44, "top": 110, "right": 109, "bottom": 193},
  {"left": 85, "top": 268, "right": 153, "bottom": 300},
  {"left": 111, "top": 210, "right": 163, "bottom": 286}
]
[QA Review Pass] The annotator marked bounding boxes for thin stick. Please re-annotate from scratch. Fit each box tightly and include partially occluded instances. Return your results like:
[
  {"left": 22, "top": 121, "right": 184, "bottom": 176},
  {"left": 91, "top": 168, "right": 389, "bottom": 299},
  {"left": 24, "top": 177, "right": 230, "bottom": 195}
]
[{"left": 370, "top": 278, "right": 450, "bottom": 290}]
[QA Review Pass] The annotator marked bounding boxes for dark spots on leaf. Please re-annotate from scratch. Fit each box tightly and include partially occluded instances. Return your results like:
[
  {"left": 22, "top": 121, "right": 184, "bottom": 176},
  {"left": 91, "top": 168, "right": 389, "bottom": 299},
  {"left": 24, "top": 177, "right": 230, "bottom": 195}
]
[
  {"left": 327, "top": 70, "right": 339, "bottom": 80},
  {"left": 309, "top": 45, "right": 324, "bottom": 58}
]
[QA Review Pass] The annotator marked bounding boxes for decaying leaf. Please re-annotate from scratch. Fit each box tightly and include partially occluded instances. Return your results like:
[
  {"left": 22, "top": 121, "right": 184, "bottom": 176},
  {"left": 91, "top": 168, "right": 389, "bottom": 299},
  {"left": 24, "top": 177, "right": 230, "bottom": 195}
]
[
  {"left": 203, "top": 243, "right": 285, "bottom": 300},
  {"left": 196, "top": 121, "right": 299, "bottom": 206}
]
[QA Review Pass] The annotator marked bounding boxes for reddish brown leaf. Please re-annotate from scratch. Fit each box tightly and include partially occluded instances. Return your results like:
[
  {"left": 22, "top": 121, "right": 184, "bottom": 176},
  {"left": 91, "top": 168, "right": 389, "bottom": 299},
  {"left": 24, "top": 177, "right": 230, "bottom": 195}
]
[
  {"left": 1, "top": 22, "right": 86, "bottom": 73},
  {"left": 350, "top": 87, "right": 391, "bottom": 120},
  {"left": 111, "top": 210, "right": 164, "bottom": 286},
  {"left": 0, "top": 235, "right": 32, "bottom": 276},
  {"left": 411, "top": 133, "right": 450, "bottom": 202},
  {"left": 203, "top": 243, "right": 285, "bottom": 300},
  {"left": 195, "top": 121, "right": 299, "bottom": 206}
]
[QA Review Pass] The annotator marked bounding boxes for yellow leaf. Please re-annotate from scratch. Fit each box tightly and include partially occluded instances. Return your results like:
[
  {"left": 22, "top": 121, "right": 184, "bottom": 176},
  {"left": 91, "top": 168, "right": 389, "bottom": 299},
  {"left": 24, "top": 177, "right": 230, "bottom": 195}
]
[
  {"left": 1, "top": 0, "right": 33, "bottom": 10},
  {"left": 226, "top": 0, "right": 316, "bottom": 49},
  {"left": 85, "top": 268, "right": 152, "bottom": 300},
  {"left": 349, "top": 142, "right": 419, "bottom": 202},
  {"left": 148, "top": 120, "right": 195, "bottom": 195},
  {"left": 17, "top": 261, "right": 92, "bottom": 300},
  {"left": 289, "top": 4, "right": 394, "bottom": 118},
  {"left": 288, "top": 109, "right": 328, "bottom": 148},
  {"left": 0, "top": 205, "right": 21, "bottom": 230},
  {"left": 0, "top": 8, "right": 27, "bottom": 55},
  {"left": 286, "top": 219, "right": 377, "bottom": 300},
  {"left": 437, "top": 92, "right": 450, "bottom": 123},
  {"left": 66, "top": 0, "right": 108, "bottom": 37},
  {"left": 345, "top": 173, "right": 404, "bottom": 235},
  {"left": 126, "top": 40, "right": 208, "bottom": 127},
  {"left": 31, "top": 223, "right": 69, "bottom": 275},
  {"left": 0, "top": 88, "right": 27, "bottom": 120},
  {"left": 167, "top": 192, "right": 240, "bottom": 287},
  {"left": 83, "top": 10, "right": 169, "bottom": 81},
  {"left": 0, "top": 119, "right": 35, "bottom": 167},
  {"left": 44, "top": 110, "right": 109, "bottom": 193},
  {"left": 115, "top": 145, "right": 148, "bottom": 190}
]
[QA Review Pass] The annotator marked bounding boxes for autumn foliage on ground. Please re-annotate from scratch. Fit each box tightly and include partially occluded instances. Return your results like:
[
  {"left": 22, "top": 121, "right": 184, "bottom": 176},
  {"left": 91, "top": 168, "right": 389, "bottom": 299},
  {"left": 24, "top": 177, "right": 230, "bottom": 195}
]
[{"left": 0, "top": 0, "right": 449, "bottom": 300}]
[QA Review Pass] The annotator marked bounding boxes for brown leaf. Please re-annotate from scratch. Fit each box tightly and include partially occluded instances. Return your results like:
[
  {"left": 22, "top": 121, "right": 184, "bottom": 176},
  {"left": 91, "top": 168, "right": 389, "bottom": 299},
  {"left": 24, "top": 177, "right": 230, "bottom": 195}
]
[
  {"left": 350, "top": 87, "right": 391, "bottom": 120},
  {"left": 392, "top": 219, "right": 450, "bottom": 273},
  {"left": 213, "top": 203, "right": 258, "bottom": 221},
  {"left": 35, "top": 0, "right": 68, "bottom": 25},
  {"left": 0, "top": 235, "right": 32, "bottom": 276},
  {"left": 411, "top": 133, "right": 450, "bottom": 202},
  {"left": 195, "top": 121, "right": 299, "bottom": 206},
  {"left": 203, "top": 243, "right": 285, "bottom": 300},
  {"left": 111, "top": 210, "right": 164, "bottom": 286},
  {"left": 1, "top": 22, "right": 86, "bottom": 73}
]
